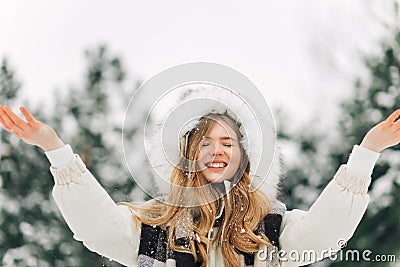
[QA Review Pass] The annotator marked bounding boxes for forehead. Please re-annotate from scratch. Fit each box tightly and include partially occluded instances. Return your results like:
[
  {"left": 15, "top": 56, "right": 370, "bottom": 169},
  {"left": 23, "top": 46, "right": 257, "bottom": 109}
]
[{"left": 206, "top": 119, "right": 239, "bottom": 139}]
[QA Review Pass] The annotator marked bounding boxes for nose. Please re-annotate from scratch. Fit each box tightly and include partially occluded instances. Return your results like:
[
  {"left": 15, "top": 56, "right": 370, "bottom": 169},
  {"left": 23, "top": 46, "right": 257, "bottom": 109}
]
[{"left": 212, "top": 142, "right": 224, "bottom": 156}]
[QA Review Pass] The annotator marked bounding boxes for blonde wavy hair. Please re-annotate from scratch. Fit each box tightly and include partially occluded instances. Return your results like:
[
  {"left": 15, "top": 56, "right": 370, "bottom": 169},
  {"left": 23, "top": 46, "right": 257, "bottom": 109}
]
[{"left": 121, "top": 113, "right": 272, "bottom": 267}]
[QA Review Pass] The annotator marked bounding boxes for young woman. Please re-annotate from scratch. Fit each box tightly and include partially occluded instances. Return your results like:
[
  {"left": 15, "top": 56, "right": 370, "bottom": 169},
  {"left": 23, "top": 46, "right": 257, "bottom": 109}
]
[{"left": 0, "top": 103, "right": 399, "bottom": 267}]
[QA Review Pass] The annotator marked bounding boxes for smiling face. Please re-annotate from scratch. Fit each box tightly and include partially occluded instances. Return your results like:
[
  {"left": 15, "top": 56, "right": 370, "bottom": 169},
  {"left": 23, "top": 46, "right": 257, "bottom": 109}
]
[{"left": 197, "top": 119, "right": 242, "bottom": 183}]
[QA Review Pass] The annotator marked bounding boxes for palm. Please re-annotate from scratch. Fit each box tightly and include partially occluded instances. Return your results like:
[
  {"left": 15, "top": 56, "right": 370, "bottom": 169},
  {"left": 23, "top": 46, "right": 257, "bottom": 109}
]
[{"left": 21, "top": 121, "right": 55, "bottom": 146}]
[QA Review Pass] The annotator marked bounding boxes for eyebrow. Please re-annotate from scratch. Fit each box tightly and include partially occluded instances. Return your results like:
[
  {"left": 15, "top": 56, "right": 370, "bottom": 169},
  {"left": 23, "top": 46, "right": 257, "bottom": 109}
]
[{"left": 204, "top": 136, "right": 237, "bottom": 143}]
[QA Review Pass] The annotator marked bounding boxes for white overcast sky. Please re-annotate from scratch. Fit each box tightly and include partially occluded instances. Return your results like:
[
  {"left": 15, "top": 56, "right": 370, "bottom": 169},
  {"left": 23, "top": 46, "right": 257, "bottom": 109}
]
[{"left": 0, "top": 0, "right": 397, "bottom": 129}]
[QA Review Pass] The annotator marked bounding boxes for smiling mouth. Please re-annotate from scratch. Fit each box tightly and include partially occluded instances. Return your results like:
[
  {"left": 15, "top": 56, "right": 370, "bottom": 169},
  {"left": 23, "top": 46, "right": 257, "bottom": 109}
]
[{"left": 206, "top": 162, "right": 228, "bottom": 168}]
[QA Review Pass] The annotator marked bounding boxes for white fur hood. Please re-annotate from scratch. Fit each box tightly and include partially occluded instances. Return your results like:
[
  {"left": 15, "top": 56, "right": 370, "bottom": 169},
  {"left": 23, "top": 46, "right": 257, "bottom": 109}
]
[{"left": 142, "top": 84, "right": 282, "bottom": 202}]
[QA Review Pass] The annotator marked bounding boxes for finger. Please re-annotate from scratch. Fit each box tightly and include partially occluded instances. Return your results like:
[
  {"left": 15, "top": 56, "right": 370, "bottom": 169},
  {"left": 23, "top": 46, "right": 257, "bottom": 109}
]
[
  {"left": 3, "top": 106, "right": 27, "bottom": 130},
  {"left": 0, "top": 111, "right": 6, "bottom": 125},
  {"left": 0, "top": 108, "right": 25, "bottom": 138},
  {"left": 0, "top": 115, "right": 11, "bottom": 131},
  {"left": 386, "top": 109, "right": 400, "bottom": 123},
  {"left": 0, "top": 107, "right": 24, "bottom": 133},
  {"left": 20, "top": 106, "right": 36, "bottom": 123},
  {"left": 0, "top": 105, "right": 15, "bottom": 131},
  {"left": 395, "top": 122, "right": 400, "bottom": 134},
  {"left": 3, "top": 106, "right": 22, "bottom": 130},
  {"left": 0, "top": 106, "right": 14, "bottom": 131},
  {"left": 11, "top": 127, "right": 24, "bottom": 138}
]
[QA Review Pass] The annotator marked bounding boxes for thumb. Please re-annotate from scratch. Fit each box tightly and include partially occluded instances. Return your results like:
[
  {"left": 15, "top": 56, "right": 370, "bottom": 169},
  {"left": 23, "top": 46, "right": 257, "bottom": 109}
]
[{"left": 20, "top": 106, "right": 36, "bottom": 123}]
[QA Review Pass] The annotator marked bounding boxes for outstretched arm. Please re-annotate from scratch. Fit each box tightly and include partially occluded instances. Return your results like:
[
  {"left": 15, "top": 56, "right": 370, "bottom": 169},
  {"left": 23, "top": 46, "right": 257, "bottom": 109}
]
[
  {"left": 278, "top": 109, "right": 400, "bottom": 267},
  {"left": 0, "top": 105, "right": 141, "bottom": 266}
]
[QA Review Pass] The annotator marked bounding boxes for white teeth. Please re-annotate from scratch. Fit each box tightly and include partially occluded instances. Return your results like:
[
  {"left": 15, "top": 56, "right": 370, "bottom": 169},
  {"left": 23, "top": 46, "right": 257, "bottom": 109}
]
[{"left": 208, "top": 162, "right": 226, "bottom": 168}]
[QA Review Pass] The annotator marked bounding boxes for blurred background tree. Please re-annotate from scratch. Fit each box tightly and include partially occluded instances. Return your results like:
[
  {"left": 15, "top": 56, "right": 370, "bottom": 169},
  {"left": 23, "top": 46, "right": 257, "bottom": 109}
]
[
  {"left": 0, "top": 46, "right": 141, "bottom": 266},
  {"left": 278, "top": 4, "right": 400, "bottom": 267}
]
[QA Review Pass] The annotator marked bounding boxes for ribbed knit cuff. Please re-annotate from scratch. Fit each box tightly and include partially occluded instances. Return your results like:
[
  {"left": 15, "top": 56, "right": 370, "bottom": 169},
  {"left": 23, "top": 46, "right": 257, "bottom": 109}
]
[
  {"left": 334, "top": 165, "right": 371, "bottom": 194},
  {"left": 347, "top": 145, "right": 380, "bottom": 178},
  {"left": 45, "top": 144, "right": 74, "bottom": 168},
  {"left": 50, "top": 154, "right": 87, "bottom": 185}
]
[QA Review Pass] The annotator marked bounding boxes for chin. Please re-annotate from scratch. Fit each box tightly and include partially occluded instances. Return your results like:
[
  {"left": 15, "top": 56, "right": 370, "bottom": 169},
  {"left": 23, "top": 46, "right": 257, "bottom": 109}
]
[{"left": 205, "top": 175, "right": 230, "bottom": 184}]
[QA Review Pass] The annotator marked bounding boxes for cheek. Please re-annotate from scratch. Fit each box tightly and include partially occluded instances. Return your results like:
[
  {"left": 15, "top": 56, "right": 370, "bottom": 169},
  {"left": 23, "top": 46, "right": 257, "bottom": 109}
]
[
  {"left": 196, "top": 149, "right": 208, "bottom": 171},
  {"left": 197, "top": 148, "right": 206, "bottom": 161},
  {"left": 230, "top": 148, "right": 242, "bottom": 167}
]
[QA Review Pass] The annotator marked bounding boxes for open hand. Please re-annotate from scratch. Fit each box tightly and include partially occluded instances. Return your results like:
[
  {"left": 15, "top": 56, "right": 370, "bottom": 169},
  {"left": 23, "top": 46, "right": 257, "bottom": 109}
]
[
  {"left": 360, "top": 109, "right": 400, "bottom": 153},
  {"left": 0, "top": 105, "right": 64, "bottom": 151}
]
